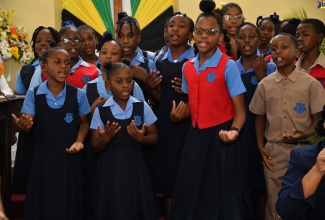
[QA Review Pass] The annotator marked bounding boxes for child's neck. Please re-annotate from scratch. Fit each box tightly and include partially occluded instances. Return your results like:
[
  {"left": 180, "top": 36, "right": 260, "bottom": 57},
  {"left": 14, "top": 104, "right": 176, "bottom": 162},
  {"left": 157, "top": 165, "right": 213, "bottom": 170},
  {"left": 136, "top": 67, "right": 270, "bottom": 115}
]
[
  {"left": 241, "top": 55, "right": 256, "bottom": 70},
  {"left": 81, "top": 53, "right": 97, "bottom": 64},
  {"left": 170, "top": 44, "right": 188, "bottom": 60},
  {"left": 199, "top": 48, "right": 217, "bottom": 67},
  {"left": 301, "top": 49, "right": 320, "bottom": 70},
  {"left": 47, "top": 81, "right": 65, "bottom": 98},
  {"left": 113, "top": 97, "right": 127, "bottom": 111},
  {"left": 124, "top": 51, "right": 136, "bottom": 62},
  {"left": 70, "top": 57, "right": 79, "bottom": 68},
  {"left": 259, "top": 43, "right": 270, "bottom": 55},
  {"left": 277, "top": 64, "right": 296, "bottom": 77}
]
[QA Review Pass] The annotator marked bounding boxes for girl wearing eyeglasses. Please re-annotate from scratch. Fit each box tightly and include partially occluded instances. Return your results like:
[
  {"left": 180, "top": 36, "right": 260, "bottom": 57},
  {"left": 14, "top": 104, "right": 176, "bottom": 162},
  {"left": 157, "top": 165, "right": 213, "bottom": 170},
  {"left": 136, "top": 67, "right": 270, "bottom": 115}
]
[
  {"left": 216, "top": 3, "right": 244, "bottom": 60},
  {"left": 57, "top": 25, "right": 100, "bottom": 89},
  {"left": 170, "top": 0, "right": 246, "bottom": 219}
]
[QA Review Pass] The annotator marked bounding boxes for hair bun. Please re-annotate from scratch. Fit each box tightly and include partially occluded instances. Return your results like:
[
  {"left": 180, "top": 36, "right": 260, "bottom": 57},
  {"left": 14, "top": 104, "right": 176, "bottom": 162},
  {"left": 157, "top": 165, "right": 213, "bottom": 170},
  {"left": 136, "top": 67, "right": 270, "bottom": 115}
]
[
  {"left": 121, "top": 58, "right": 131, "bottom": 66},
  {"left": 199, "top": 0, "right": 216, "bottom": 13},
  {"left": 103, "top": 61, "right": 113, "bottom": 70},
  {"left": 118, "top": 12, "right": 128, "bottom": 22},
  {"left": 102, "top": 31, "right": 113, "bottom": 41}
]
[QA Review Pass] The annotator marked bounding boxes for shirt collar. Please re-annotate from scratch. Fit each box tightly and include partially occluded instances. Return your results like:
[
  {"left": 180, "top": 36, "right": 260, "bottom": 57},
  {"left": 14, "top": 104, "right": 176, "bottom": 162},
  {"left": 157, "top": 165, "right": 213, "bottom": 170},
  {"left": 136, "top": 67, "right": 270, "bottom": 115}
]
[
  {"left": 36, "top": 81, "right": 67, "bottom": 95},
  {"left": 191, "top": 49, "right": 222, "bottom": 71},
  {"left": 103, "top": 95, "right": 140, "bottom": 108},
  {"left": 275, "top": 66, "right": 300, "bottom": 82},
  {"left": 163, "top": 45, "right": 195, "bottom": 62},
  {"left": 70, "top": 57, "right": 90, "bottom": 73}
]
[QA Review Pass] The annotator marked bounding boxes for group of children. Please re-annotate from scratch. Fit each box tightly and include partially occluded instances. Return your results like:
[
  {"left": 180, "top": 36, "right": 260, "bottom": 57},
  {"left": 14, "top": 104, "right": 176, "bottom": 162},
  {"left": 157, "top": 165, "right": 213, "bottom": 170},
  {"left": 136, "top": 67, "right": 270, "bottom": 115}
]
[{"left": 8, "top": 0, "right": 325, "bottom": 219}]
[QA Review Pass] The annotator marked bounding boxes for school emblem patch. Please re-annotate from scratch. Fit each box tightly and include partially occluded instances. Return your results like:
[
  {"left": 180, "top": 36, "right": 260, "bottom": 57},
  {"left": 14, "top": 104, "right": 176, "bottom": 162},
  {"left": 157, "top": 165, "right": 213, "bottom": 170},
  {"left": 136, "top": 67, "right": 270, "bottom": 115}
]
[
  {"left": 82, "top": 75, "right": 91, "bottom": 84},
  {"left": 134, "top": 115, "right": 142, "bottom": 127},
  {"left": 206, "top": 72, "right": 216, "bottom": 83},
  {"left": 293, "top": 103, "right": 306, "bottom": 114},
  {"left": 64, "top": 113, "right": 74, "bottom": 123},
  {"left": 250, "top": 76, "right": 258, "bottom": 85}
]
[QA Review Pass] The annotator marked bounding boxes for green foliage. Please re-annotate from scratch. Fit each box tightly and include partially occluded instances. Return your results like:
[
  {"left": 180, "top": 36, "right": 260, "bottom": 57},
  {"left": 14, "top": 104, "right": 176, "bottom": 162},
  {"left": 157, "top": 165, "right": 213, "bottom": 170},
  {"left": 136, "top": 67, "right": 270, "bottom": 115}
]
[
  {"left": 320, "top": 38, "right": 325, "bottom": 55},
  {"left": 284, "top": 7, "right": 308, "bottom": 20}
]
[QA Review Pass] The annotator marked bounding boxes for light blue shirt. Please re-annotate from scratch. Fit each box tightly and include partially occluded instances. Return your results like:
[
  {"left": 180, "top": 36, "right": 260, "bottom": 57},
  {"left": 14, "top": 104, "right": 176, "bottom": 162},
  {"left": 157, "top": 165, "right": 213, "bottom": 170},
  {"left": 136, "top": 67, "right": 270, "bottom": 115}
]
[
  {"left": 14, "top": 59, "right": 40, "bottom": 94},
  {"left": 136, "top": 47, "right": 155, "bottom": 61},
  {"left": 182, "top": 49, "right": 246, "bottom": 97},
  {"left": 29, "top": 57, "right": 101, "bottom": 89},
  {"left": 90, "top": 96, "right": 157, "bottom": 130},
  {"left": 131, "top": 51, "right": 157, "bottom": 72},
  {"left": 236, "top": 57, "right": 276, "bottom": 75},
  {"left": 21, "top": 81, "right": 91, "bottom": 117},
  {"left": 160, "top": 45, "right": 195, "bottom": 63},
  {"left": 83, "top": 76, "right": 145, "bottom": 101}
]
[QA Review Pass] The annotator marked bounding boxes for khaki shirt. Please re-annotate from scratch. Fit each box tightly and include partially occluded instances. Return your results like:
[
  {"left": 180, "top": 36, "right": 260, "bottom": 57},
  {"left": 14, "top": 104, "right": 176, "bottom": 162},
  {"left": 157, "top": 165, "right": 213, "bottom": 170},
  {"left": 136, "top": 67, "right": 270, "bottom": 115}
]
[
  {"left": 296, "top": 52, "right": 325, "bottom": 73},
  {"left": 249, "top": 67, "right": 325, "bottom": 142}
]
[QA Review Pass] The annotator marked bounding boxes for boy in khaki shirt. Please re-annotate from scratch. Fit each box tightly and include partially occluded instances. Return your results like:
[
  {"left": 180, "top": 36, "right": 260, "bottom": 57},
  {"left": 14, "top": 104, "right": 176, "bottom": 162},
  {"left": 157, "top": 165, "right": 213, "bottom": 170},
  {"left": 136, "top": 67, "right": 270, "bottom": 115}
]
[{"left": 249, "top": 33, "right": 325, "bottom": 220}]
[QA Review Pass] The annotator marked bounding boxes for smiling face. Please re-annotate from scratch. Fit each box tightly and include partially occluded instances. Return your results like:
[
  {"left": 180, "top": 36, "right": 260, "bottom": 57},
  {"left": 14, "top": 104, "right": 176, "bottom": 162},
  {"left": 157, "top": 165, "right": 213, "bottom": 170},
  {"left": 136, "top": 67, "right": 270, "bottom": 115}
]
[
  {"left": 237, "top": 24, "right": 260, "bottom": 57},
  {"left": 194, "top": 16, "right": 221, "bottom": 58},
  {"left": 296, "top": 23, "right": 322, "bottom": 54},
  {"left": 98, "top": 41, "right": 123, "bottom": 66},
  {"left": 58, "top": 28, "right": 82, "bottom": 60},
  {"left": 34, "top": 29, "right": 56, "bottom": 59},
  {"left": 41, "top": 49, "right": 70, "bottom": 84},
  {"left": 106, "top": 67, "right": 134, "bottom": 105},
  {"left": 258, "top": 19, "right": 275, "bottom": 46},
  {"left": 167, "top": 15, "right": 192, "bottom": 47},
  {"left": 116, "top": 23, "right": 140, "bottom": 58},
  {"left": 80, "top": 28, "right": 98, "bottom": 56},
  {"left": 271, "top": 34, "right": 298, "bottom": 69},
  {"left": 222, "top": 6, "right": 243, "bottom": 38}
]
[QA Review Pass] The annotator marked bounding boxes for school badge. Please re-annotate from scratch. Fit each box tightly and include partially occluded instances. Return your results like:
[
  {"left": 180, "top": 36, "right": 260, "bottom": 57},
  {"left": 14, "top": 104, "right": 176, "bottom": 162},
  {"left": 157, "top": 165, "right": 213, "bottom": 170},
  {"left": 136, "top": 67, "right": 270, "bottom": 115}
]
[
  {"left": 250, "top": 76, "right": 258, "bottom": 85},
  {"left": 64, "top": 113, "right": 74, "bottom": 123},
  {"left": 134, "top": 115, "right": 142, "bottom": 127},
  {"left": 293, "top": 103, "right": 306, "bottom": 114},
  {"left": 206, "top": 72, "right": 216, "bottom": 83},
  {"left": 82, "top": 75, "right": 91, "bottom": 84}
]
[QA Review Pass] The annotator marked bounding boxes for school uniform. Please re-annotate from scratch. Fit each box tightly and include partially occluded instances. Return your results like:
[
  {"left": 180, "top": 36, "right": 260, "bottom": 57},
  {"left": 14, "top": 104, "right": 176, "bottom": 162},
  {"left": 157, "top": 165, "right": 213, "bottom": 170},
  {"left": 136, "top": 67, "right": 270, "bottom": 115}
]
[
  {"left": 237, "top": 57, "right": 276, "bottom": 191},
  {"left": 136, "top": 47, "right": 155, "bottom": 61},
  {"left": 171, "top": 49, "right": 247, "bottom": 220},
  {"left": 83, "top": 76, "right": 145, "bottom": 105},
  {"left": 257, "top": 46, "right": 272, "bottom": 57},
  {"left": 296, "top": 52, "right": 325, "bottom": 88},
  {"left": 21, "top": 81, "right": 90, "bottom": 220},
  {"left": 14, "top": 59, "right": 40, "bottom": 94},
  {"left": 277, "top": 141, "right": 325, "bottom": 220},
  {"left": 29, "top": 57, "right": 100, "bottom": 89},
  {"left": 90, "top": 96, "right": 160, "bottom": 219},
  {"left": 249, "top": 67, "right": 325, "bottom": 220},
  {"left": 153, "top": 45, "right": 194, "bottom": 197}
]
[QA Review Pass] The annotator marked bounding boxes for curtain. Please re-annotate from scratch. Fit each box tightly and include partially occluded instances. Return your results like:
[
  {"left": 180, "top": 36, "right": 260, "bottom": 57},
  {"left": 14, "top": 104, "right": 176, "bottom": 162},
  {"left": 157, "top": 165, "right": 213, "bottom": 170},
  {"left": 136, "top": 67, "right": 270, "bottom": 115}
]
[
  {"left": 92, "top": 0, "right": 114, "bottom": 34},
  {"left": 131, "top": 0, "right": 141, "bottom": 16}
]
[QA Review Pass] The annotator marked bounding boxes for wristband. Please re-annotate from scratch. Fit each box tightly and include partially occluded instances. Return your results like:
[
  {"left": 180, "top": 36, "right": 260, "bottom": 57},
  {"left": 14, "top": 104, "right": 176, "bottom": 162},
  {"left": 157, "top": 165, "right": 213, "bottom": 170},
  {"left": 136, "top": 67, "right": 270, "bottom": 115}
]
[{"left": 229, "top": 127, "right": 240, "bottom": 133}]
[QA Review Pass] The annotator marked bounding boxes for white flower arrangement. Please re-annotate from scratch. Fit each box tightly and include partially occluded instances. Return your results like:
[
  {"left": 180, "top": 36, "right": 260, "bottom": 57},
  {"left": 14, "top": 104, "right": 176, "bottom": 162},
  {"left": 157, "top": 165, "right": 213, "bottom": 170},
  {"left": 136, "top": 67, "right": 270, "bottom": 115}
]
[{"left": 0, "top": 5, "right": 34, "bottom": 63}]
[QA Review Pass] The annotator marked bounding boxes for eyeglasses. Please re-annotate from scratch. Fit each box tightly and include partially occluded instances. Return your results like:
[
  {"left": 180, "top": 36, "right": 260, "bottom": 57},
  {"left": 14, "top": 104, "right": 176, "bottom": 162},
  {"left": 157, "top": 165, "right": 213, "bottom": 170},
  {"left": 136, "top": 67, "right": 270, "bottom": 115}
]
[
  {"left": 60, "top": 38, "right": 82, "bottom": 45},
  {"left": 223, "top": 14, "right": 243, "bottom": 21},
  {"left": 194, "top": 27, "right": 220, "bottom": 36}
]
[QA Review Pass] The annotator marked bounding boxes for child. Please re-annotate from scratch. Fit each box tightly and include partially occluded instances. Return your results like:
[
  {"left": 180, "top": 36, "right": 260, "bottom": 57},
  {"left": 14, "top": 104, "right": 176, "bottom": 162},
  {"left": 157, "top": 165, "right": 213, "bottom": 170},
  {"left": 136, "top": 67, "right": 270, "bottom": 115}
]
[
  {"left": 84, "top": 31, "right": 144, "bottom": 111},
  {"left": 296, "top": 18, "right": 325, "bottom": 88},
  {"left": 14, "top": 26, "right": 59, "bottom": 95},
  {"left": 216, "top": 2, "right": 244, "bottom": 59},
  {"left": 90, "top": 61, "right": 160, "bottom": 219},
  {"left": 256, "top": 13, "right": 279, "bottom": 57},
  {"left": 12, "top": 26, "right": 59, "bottom": 190},
  {"left": 78, "top": 25, "right": 98, "bottom": 65},
  {"left": 115, "top": 14, "right": 157, "bottom": 104},
  {"left": 169, "top": 1, "right": 246, "bottom": 219},
  {"left": 12, "top": 47, "right": 91, "bottom": 219},
  {"left": 29, "top": 25, "right": 101, "bottom": 89},
  {"left": 148, "top": 12, "right": 195, "bottom": 219},
  {"left": 236, "top": 22, "right": 276, "bottom": 220},
  {"left": 249, "top": 33, "right": 325, "bottom": 220}
]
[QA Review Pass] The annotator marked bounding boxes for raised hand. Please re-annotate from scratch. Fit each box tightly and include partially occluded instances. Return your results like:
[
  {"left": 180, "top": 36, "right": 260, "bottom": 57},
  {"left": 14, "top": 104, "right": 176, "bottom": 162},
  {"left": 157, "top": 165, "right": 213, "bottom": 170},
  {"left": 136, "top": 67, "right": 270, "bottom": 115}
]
[
  {"left": 171, "top": 77, "right": 184, "bottom": 94},
  {"left": 11, "top": 113, "right": 34, "bottom": 132},
  {"left": 170, "top": 100, "right": 189, "bottom": 123},
  {"left": 90, "top": 95, "right": 108, "bottom": 114},
  {"left": 127, "top": 120, "right": 146, "bottom": 142},
  {"left": 253, "top": 54, "right": 267, "bottom": 82},
  {"left": 146, "top": 69, "right": 162, "bottom": 90},
  {"left": 98, "top": 121, "right": 121, "bottom": 143}
]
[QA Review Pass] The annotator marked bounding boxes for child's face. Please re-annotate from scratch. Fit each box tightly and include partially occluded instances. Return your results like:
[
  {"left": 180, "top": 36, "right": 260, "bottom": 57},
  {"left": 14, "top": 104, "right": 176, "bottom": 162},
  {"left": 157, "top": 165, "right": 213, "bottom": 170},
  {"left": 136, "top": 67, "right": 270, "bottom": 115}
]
[
  {"left": 58, "top": 28, "right": 82, "bottom": 60},
  {"left": 34, "top": 29, "right": 55, "bottom": 59},
  {"left": 167, "top": 16, "right": 192, "bottom": 47},
  {"left": 41, "top": 50, "right": 70, "bottom": 83},
  {"left": 116, "top": 24, "right": 140, "bottom": 57},
  {"left": 222, "top": 7, "right": 243, "bottom": 38},
  {"left": 236, "top": 25, "right": 260, "bottom": 57},
  {"left": 194, "top": 16, "right": 220, "bottom": 57},
  {"left": 106, "top": 68, "right": 134, "bottom": 103},
  {"left": 98, "top": 41, "right": 122, "bottom": 66},
  {"left": 271, "top": 35, "right": 298, "bottom": 69},
  {"left": 80, "top": 29, "right": 98, "bottom": 56},
  {"left": 296, "top": 23, "right": 323, "bottom": 54},
  {"left": 258, "top": 20, "right": 275, "bottom": 46}
]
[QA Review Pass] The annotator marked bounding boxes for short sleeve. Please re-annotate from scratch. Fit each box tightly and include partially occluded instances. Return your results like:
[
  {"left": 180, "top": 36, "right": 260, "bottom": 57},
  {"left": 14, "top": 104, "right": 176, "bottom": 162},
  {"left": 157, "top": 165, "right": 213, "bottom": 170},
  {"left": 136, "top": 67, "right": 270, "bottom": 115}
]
[
  {"left": 143, "top": 102, "right": 157, "bottom": 126},
  {"left": 21, "top": 88, "right": 36, "bottom": 116},
  {"left": 77, "top": 88, "right": 91, "bottom": 116},
  {"left": 90, "top": 107, "right": 104, "bottom": 130},
  {"left": 224, "top": 60, "right": 246, "bottom": 97}
]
